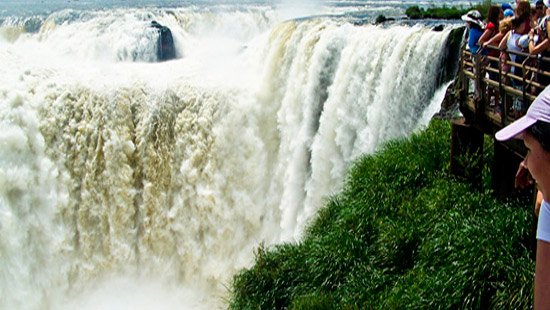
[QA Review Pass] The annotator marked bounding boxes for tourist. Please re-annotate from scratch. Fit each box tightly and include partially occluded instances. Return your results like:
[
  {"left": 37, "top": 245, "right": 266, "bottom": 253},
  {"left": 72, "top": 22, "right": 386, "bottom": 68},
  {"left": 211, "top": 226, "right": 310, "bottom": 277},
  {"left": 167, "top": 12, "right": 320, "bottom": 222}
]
[
  {"left": 462, "top": 10, "right": 486, "bottom": 96},
  {"left": 479, "top": 5, "right": 503, "bottom": 107},
  {"left": 479, "top": 6, "right": 502, "bottom": 47},
  {"left": 531, "top": 1, "right": 546, "bottom": 29},
  {"left": 527, "top": 14, "right": 550, "bottom": 94},
  {"left": 495, "top": 86, "right": 550, "bottom": 310},
  {"left": 485, "top": 17, "right": 514, "bottom": 48},
  {"left": 485, "top": 17, "right": 514, "bottom": 88},
  {"left": 462, "top": 10, "right": 486, "bottom": 55},
  {"left": 516, "top": 0, "right": 533, "bottom": 34},
  {"left": 499, "top": 1, "right": 532, "bottom": 117},
  {"left": 536, "top": 0, "right": 546, "bottom": 22}
]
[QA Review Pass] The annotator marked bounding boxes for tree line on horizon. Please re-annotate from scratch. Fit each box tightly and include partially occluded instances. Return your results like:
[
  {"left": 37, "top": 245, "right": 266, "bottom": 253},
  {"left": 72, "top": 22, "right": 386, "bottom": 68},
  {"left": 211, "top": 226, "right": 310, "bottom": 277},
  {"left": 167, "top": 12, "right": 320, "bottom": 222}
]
[
  {"left": 406, "top": 0, "right": 493, "bottom": 20},
  {"left": 376, "top": 0, "right": 493, "bottom": 23}
]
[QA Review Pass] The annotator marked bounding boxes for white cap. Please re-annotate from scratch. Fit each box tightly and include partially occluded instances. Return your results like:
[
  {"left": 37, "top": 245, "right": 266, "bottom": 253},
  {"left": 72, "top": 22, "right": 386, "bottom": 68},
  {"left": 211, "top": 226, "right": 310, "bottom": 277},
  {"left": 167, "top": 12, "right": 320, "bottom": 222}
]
[
  {"left": 461, "top": 10, "right": 486, "bottom": 29},
  {"left": 496, "top": 86, "right": 550, "bottom": 140}
]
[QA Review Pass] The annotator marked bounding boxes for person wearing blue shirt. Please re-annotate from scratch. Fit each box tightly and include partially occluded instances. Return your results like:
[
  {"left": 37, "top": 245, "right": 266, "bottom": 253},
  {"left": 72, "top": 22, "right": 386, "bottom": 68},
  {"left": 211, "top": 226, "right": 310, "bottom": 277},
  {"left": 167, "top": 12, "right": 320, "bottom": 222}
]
[{"left": 462, "top": 10, "right": 486, "bottom": 54}]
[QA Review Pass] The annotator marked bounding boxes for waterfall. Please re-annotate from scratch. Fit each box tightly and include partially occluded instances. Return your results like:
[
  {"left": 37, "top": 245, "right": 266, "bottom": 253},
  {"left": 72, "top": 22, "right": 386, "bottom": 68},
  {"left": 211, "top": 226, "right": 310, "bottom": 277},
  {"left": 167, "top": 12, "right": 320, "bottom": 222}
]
[{"left": 0, "top": 7, "right": 455, "bottom": 310}]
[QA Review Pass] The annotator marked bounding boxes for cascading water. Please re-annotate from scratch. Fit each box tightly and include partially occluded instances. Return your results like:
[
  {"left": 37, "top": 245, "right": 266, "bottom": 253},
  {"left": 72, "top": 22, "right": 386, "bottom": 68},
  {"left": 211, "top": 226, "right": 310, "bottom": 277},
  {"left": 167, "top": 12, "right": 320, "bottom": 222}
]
[{"left": 0, "top": 5, "right": 457, "bottom": 310}]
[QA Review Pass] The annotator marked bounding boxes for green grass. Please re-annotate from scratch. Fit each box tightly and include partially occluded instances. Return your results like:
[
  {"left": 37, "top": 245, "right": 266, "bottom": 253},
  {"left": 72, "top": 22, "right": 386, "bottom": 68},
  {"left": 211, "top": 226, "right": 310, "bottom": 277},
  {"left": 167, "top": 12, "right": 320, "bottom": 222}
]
[{"left": 229, "top": 119, "right": 534, "bottom": 309}]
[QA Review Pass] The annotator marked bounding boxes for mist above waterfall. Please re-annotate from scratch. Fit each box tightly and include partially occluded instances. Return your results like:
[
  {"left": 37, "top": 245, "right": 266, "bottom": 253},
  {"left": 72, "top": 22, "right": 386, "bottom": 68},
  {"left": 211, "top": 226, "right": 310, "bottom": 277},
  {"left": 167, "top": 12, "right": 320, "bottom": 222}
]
[{"left": 275, "top": 0, "right": 327, "bottom": 20}]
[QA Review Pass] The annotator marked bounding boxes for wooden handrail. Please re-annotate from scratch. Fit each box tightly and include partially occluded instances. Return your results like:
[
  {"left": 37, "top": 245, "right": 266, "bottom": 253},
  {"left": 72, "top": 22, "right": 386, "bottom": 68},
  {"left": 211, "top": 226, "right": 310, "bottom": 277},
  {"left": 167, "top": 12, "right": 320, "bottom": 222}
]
[{"left": 459, "top": 43, "right": 550, "bottom": 128}]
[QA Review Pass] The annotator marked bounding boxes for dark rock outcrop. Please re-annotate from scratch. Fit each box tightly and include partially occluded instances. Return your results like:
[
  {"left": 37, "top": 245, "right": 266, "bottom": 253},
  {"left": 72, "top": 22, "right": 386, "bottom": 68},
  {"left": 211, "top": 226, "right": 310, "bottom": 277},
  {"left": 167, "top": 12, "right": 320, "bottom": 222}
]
[
  {"left": 151, "top": 21, "right": 176, "bottom": 61},
  {"left": 375, "top": 14, "right": 395, "bottom": 24},
  {"left": 433, "top": 25, "right": 466, "bottom": 89},
  {"left": 434, "top": 26, "right": 467, "bottom": 120}
]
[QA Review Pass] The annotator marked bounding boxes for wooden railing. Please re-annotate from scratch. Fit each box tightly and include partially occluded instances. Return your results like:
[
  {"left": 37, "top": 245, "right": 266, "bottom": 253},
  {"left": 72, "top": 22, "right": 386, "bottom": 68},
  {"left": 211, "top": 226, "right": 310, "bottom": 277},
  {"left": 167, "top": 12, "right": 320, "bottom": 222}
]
[{"left": 460, "top": 44, "right": 550, "bottom": 131}]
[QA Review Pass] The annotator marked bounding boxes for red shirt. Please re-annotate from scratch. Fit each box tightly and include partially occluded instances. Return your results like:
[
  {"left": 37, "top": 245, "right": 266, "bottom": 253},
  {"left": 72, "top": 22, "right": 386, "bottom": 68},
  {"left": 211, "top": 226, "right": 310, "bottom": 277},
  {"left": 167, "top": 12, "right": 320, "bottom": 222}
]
[{"left": 485, "top": 22, "right": 499, "bottom": 57}]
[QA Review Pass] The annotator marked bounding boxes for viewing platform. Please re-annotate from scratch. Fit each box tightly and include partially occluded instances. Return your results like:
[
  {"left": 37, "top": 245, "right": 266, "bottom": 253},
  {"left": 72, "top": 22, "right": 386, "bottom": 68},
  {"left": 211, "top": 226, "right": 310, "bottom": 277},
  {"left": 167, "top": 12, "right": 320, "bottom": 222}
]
[
  {"left": 459, "top": 45, "right": 550, "bottom": 143},
  {"left": 452, "top": 42, "right": 550, "bottom": 188}
]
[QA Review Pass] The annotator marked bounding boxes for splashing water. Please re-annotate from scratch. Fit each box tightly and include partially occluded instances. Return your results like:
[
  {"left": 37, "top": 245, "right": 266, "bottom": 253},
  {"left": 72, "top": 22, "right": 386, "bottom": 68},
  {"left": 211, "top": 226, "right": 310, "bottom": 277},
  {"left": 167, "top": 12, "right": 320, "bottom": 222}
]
[{"left": 0, "top": 6, "right": 456, "bottom": 310}]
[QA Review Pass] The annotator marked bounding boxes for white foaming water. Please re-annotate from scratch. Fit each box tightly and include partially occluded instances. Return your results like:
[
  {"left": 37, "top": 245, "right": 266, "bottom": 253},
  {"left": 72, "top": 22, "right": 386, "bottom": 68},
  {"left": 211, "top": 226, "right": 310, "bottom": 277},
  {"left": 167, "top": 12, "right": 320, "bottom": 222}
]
[{"left": 0, "top": 6, "right": 455, "bottom": 310}]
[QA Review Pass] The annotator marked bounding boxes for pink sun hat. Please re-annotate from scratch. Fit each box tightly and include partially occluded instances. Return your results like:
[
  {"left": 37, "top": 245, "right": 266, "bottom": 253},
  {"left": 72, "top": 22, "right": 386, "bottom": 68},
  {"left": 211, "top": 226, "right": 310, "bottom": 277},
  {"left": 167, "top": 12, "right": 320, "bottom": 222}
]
[{"left": 495, "top": 87, "right": 550, "bottom": 141}]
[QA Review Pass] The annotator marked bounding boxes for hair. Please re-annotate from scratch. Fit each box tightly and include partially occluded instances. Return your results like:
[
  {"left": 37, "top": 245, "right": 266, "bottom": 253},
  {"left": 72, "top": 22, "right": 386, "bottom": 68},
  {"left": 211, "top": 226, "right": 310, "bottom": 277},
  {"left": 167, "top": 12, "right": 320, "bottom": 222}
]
[
  {"left": 511, "top": 1, "right": 532, "bottom": 29},
  {"left": 487, "top": 5, "right": 501, "bottom": 29},
  {"left": 500, "top": 17, "right": 514, "bottom": 33},
  {"left": 516, "top": 0, "right": 532, "bottom": 20},
  {"left": 528, "top": 121, "right": 550, "bottom": 151}
]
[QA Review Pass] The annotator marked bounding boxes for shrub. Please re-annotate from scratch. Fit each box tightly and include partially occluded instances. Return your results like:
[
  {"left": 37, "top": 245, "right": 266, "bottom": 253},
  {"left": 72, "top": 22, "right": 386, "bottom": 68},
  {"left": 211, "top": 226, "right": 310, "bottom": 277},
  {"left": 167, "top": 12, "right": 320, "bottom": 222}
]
[{"left": 406, "top": 6, "right": 423, "bottom": 19}]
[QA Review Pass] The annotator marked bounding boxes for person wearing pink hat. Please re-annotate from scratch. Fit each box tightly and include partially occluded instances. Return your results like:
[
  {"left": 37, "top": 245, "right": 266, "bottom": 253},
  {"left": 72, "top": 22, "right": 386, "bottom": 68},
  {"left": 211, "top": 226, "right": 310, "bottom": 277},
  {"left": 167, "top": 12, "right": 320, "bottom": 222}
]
[{"left": 496, "top": 86, "right": 550, "bottom": 309}]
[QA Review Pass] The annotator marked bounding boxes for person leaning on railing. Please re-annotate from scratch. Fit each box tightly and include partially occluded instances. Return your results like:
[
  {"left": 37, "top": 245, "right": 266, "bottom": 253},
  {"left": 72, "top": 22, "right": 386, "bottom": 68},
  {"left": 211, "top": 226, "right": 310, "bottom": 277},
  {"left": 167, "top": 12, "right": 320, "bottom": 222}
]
[
  {"left": 462, "top": 10, "right": 486, "bottom": 96},
  {"left": 478, "top": 5, "right": 503, "bottom": 107},
  {"left": 462, "top": 10, "right": 486, "bottom": 55},
  {"left": 528, "top": 16, "right": 550, "bottom": 95},
  {"left": 484, "top": 17, "right": 514, "bottom": 86},
  {"left": 498, "top": 1, "right": 532, "bottom": 118},
  {"left": 528, "top": 1, "right": 550, "bottom": 96}
]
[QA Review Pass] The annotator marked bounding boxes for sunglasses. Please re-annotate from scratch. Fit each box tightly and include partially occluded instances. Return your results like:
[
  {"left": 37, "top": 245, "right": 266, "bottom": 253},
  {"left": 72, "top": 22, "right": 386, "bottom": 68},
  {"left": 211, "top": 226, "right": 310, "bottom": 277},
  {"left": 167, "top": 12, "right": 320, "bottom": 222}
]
[{"left": 537, "top": 6, "right": 544, "bottom": 10}]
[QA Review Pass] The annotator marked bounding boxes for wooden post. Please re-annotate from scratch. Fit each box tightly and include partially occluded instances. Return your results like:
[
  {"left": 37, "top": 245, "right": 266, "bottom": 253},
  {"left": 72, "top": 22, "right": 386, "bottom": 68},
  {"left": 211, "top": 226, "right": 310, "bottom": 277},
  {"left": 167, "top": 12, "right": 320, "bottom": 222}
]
[
  {"left": 474, "top": 53, "right": 486, "bottom": 122},
  {"left": 498, "top": 55, "right": 507, "bottom": 127},
  {"left": 450, "top": 119, "right": 484, "bottom": 188},
  {"left": 459, "top": 52, "right": 468, "bottom": 106}
]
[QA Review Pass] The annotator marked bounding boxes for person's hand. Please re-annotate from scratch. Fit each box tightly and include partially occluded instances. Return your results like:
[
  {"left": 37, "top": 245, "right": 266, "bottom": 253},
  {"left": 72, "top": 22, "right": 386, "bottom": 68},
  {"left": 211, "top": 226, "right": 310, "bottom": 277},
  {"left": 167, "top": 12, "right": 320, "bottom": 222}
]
[
  {"left": 515, "top": 161, "right": 534, "bottom": 189},
  {"left": 536, "top": 190, "right": 543, "bottom": 217}
]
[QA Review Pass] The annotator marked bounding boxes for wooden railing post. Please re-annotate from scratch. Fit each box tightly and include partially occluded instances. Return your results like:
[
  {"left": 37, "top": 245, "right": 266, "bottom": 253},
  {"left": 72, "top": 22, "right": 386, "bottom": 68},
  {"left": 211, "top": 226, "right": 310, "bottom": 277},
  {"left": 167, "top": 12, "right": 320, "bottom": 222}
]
[
  {"left": 460, "top": 49, "right": 468, "bottom": 99},
  {"left": 450, "top": 119, "right": 484, "bottom": 189},
  {"left": 474, "top": 52, "right": 486, "bottom": 122},
  {"left": 498, "top": 53, "right": 508, "bottom": 125}
]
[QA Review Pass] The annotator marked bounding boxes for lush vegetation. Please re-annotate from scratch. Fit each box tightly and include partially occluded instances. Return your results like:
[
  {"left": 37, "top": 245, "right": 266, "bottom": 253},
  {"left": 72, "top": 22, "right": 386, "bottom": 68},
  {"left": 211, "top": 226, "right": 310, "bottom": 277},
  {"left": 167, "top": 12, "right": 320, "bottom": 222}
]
[
  {"left": 229, "top": 119, "right": 534, "bottom": 309},
  {"left": 406, "top": 0, "right": 493, "bottom": 20}
]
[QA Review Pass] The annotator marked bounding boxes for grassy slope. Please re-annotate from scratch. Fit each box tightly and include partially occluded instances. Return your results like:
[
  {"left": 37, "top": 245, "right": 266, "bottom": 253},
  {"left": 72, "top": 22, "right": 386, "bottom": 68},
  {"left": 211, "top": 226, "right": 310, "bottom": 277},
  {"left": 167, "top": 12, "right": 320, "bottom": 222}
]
[{"left": 229, "top": 119, "right": 534, "bottom": 309}]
